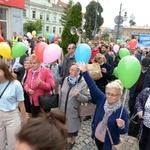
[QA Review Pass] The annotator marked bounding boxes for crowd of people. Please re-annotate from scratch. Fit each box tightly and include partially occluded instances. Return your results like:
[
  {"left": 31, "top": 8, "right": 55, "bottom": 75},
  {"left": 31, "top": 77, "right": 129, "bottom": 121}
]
[{"left": 0, "top": 32, "right": 150, "bottom": 150}]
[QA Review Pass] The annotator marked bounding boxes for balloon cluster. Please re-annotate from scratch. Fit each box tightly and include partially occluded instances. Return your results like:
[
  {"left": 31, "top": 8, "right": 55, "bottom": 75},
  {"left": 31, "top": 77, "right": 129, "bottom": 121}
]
[
  {"left": 113, "top": 41, "right": 141, "bottom": 89},
  {"left": 45, "top": 33, "right": 59, "bottom": 42},
  {"left": 27, "top": 30, "right": 37, "bottom": 39},
  {"left": 0, "top": 42, "right": 26, "bottom": 59},
  {"left": 35, "top": 42, "right": 62, "bottom": 63}
]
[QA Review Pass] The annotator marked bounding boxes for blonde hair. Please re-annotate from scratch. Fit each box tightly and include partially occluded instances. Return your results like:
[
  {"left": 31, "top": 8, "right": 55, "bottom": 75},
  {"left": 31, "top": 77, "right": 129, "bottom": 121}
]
[
  {"left": 106, "top": 79, "right": 123, "bottom": 96},
  {"left": 94, "top": 53, "right": 107, "bottom": 63},
  {"left": 29, "top": 54, "right": 40, "bottom": 63}
]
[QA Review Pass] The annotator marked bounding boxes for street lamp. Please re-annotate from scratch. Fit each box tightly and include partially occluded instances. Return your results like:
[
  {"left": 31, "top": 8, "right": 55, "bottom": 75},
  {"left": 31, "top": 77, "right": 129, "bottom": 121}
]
[{"left": 114, "top": 4, "right": 127, "bottom": 40}]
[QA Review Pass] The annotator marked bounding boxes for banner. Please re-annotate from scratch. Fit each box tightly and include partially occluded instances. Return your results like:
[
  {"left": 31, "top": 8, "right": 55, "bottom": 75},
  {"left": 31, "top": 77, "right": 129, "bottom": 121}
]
[
  {"left": 138, "top": 34, "right": 150, "bottom": 47},
  {"left": 0, "top": 0, "right": 25, "bottom": 9}
]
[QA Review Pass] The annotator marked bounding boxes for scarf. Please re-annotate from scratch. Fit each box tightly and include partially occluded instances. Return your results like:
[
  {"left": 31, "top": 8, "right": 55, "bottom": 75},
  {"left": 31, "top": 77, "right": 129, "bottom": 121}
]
[
  {"left": 100, "top": 100, "right": 121, "bottom": 131},
  {"left": 68, "top": 75, "right": 79, "bottom": 86}
]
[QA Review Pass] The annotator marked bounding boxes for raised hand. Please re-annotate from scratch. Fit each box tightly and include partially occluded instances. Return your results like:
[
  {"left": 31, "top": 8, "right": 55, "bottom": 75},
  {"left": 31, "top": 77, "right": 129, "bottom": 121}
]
[{"left": 76, "top": 62, "right": 87, "bottom": 73}]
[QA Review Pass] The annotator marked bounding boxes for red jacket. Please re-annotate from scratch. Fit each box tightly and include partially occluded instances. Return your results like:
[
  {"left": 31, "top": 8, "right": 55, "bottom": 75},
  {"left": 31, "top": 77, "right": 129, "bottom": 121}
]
[
  {"left": 89, "top": 49, "right": 100, "bottom": 63},
  {"left": 24, "top": 67, "right": 55, "bottom": 106}
]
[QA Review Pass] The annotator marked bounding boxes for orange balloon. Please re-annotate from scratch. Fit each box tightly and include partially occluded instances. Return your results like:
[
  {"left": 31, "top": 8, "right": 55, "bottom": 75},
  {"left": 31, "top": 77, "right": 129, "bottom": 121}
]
[{"left": 34, "top": 42, "right": 47, "bottom": 62}]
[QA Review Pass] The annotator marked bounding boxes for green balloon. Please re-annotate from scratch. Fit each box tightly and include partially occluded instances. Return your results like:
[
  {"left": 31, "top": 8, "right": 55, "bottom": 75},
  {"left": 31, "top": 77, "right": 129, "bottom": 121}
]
[
  {"left": 12, "top": 42, "right": 26, "bottom": 58},
  {"left": 119, "top": 48, "right": 130, "bottom": 59},
  {"left": 113, "top": 67, "right": 118, "bottom": 78},
  {"left": 45, "top": 33, "right": 50, "bottom": 39},
  {"left": 117, "top": 56, "right": 141, "bottom": 89}
]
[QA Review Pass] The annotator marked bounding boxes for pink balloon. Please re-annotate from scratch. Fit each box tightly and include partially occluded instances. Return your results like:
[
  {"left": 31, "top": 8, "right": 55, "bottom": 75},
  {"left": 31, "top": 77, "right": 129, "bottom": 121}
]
[
  {"left": 113, "top": 44, "right": 120, "bottom": 53},
  {"left": 43, "top": 43, "right": 62, "bottom": 63}
]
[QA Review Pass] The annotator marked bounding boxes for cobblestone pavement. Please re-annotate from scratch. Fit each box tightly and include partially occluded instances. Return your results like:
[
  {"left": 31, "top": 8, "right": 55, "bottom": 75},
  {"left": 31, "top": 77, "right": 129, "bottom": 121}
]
[
  {"left": 72, "top": 119, "right": 139, "bottom": 150},
  {"left": 72, "top": 92, "right": 139, "bottom": 150}
]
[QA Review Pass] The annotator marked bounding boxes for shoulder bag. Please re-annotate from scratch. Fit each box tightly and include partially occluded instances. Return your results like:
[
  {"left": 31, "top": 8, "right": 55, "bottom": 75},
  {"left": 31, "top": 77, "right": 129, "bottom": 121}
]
[
  {"left": 78, "top": 102, "right": 95, "bottom": 117},
  {"left": 38, "top": 88, "right": 59, "bottom": 111},
  {"left": 107, "top": 127, "right": 126, "bottom": 150},
  {"left": 0, "top": 81, "right": 11, "bottom": 99},
  {"left": 128, "top": 113, "right": 140, "bottom": 138},
  {"left": 37, "top": 69, "right": 59, "bottom": 111}
]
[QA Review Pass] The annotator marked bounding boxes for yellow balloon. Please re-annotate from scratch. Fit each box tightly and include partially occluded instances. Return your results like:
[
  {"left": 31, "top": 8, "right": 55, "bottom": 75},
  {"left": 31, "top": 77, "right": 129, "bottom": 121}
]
[
  {"left": 32, "top": 30, "right": 36, "bottom": 36},
  {"left": 0, "top": 42, "right": 11, "bottom": 58}
]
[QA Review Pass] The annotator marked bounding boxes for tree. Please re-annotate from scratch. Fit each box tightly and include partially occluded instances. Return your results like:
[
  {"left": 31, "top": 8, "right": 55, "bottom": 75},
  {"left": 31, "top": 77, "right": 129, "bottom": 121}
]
[
  {"left": 60, "top": 2, "right": 82, "bottom": 53},
  {"left": 129, "top": 14, "right": 136, "bottom": 26},
  {"left": 23, "top": 19, "right": 42, "bottom": 34},
  {"left": 101, "top": 32, "right": 109, "bottom": 41},
  {"left": 59, "top": 0, "right": 74, "bottom": 27},
  {"left": 84, "top": 1, "right": 104, "bottom": 40}
]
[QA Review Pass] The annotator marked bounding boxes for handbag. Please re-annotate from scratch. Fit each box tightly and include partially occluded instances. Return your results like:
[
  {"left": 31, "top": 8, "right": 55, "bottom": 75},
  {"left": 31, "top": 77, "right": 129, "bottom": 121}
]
[
  {"left": 38, "top": 92, "right": 59, "bottom": 111},
  {"left": 107, "top": 127, "right": 126, "bottom": 150},
  {"left": 128, "top": 113, "right": 140, "bottom": 138},
  {"left": 86, "top": 63, "right": 103, "bottom": 80},
  {"left": 78, "top": 102, "right": 95, "bottom": 117}
]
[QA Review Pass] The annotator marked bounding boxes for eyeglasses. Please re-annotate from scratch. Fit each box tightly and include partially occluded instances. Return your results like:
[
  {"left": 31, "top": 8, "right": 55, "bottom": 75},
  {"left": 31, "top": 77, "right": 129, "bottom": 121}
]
[
  {"left": 106, "top": 92, "right": 119, "bottom": 98},
  {"left": 68, "top": 47, "right": 73, "bottom": 50}
]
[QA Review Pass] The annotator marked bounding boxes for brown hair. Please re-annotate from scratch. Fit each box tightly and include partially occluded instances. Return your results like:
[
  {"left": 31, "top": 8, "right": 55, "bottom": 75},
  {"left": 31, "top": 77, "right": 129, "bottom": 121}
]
[
  {"left": 0, "top": 60, "right": 15, "bottom": 81},
  {"left": 17, "top": 109, "right": 67, "bottom": 150}
]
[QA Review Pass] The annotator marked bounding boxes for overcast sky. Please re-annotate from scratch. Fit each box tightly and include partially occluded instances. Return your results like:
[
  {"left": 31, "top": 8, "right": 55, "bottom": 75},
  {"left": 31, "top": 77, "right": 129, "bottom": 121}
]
[{"left": 61, "top": 0, "right": 149, "bottom": 28}]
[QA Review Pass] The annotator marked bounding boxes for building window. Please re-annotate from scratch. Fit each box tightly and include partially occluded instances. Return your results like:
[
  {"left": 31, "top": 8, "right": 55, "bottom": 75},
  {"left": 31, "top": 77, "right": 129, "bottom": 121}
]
[
  {"left": 46, "top": 14, "right": 49, "bottom": 21},
  {"left": 32, "top": 11, "right": 36, "bottom": 19},
  {"left": 23, "top": 9, "right": 26, "bottom": 17},
  {"left": 53, "top": 27, "right": 56, "bottom": 33},
  {"left": 40, "top": 12, "right": 43, "bottom": 20},
  {"left": 53, "top": 13, "right": 57, "bottom": 22},
  {"left": 46, "top": 26, "right": 49, "bottom": 32},
  {"left": 59, "top": 28, "right": 62, "bottom": 34}
]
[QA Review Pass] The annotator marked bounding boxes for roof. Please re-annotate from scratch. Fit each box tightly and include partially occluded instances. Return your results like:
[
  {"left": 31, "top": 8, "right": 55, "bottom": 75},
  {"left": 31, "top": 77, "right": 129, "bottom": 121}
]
[{"left": 56, "top": 0, "right": 67, "bottom": 7}]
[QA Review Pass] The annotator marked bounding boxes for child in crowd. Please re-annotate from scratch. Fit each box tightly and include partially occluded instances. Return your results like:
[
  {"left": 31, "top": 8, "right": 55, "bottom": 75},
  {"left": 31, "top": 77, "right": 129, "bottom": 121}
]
[{"left": 50, "top": 60, "right": 62, "bottom": 94}]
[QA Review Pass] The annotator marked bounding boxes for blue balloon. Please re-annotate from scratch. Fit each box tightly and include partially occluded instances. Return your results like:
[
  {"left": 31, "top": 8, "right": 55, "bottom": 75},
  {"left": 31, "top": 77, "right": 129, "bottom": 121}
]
[
  {"left": 49, "top": 33, "right": 55, "bottom": 41},
  {"left": 75, "top": 44, "right": 91, "bottom": 63}
]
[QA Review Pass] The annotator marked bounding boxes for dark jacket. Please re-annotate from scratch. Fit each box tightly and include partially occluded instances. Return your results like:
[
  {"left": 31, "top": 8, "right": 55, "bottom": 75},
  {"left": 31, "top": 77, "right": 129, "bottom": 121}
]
[
  {"left": 129, "top": 68, "right": 150, "bottom": 98},
  {"left": 105, "top": 53, "right": 114, "bottom": 72},
  {"left": 82, "top": 71, "right": 129, "bottom": 150},
  {"left": 61, "top": 53, "right": 75, "bottom": 79},
  {"left": 95, "top": 63, "right": 113, "bottom": 93}
]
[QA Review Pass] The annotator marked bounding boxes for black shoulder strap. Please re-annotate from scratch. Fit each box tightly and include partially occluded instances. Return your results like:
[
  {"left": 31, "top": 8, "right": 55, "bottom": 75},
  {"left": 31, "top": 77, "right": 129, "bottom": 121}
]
[{"left": 0, "top": 82, "right": 11, "bottom": 99}]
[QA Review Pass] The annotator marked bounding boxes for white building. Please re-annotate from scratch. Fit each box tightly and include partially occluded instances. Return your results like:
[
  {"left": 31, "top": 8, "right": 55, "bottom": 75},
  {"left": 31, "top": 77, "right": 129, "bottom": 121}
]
[{"left": 24, "top": 0, "right": 64, "bottom": 37}]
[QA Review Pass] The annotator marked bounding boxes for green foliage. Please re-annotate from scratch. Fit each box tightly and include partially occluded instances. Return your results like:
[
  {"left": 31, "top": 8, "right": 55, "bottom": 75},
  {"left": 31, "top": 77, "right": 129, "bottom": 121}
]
[
  {"left": 84, "top": 1, "right": 104, "bottom": 40},
  {"left": 101, "top": 32, "right": 109, "bottom": 40},
  {"left": 129, "top": 19, "right": 136, "bottom": 26},
  {"left": 59, "top": 0, "right": 74, "bottom": 26},
  {"left": 60, "top": 2, "right": 82, "bottom": 53},
  {"left": 23, "top": 19, "right": 42, "bottom": 34}
]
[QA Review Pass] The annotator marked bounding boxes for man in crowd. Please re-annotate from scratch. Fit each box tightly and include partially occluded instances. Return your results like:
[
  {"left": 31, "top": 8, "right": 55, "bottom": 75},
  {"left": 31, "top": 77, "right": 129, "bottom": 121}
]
[{"left": 129, "top": 57, "right": 150, "bottom": 117}]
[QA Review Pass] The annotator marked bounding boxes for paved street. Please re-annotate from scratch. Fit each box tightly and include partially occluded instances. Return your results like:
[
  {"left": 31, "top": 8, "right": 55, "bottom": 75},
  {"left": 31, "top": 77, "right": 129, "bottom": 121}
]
[
  {"left": 72, "top": 119, "right": 139, "bottom": 150},
  {"left": 72, "top": 92, "right": 139, "bottom": 150}
]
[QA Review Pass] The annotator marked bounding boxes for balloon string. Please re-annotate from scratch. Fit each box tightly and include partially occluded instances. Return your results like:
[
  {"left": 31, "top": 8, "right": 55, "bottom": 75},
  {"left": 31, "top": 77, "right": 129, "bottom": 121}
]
[{"left": 119, "top": 88, "right": 128, "bottom": 118}]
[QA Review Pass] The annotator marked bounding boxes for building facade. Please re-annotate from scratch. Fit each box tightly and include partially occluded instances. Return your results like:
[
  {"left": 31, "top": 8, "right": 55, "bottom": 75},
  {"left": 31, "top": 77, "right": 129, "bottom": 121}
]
[
  {"left": 122, "top": 26, "right": 150, "bottom": 39},
  {"left": 0, "top": 0, "right": 24, "bottom": 40},
  {"left": 24, "top": 0, "right": 64, "bottom": 37}
]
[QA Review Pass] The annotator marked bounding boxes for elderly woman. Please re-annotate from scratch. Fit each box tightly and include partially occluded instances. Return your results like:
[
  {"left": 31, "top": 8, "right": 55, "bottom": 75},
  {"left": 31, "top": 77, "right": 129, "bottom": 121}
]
[
  {"left": 59, "top": 63, "right": 91, "bottom": 149},
  {"left": 94, "top": 53, "right": 113, "bottom": 93},
  {"left": 135, "top": 87, "right": 150, "bottom": 150},
  {"left": 76, "top": 62, "right": 129, "bottom": 150},
  {"left": 24, "top": 54, "right": 55, "bottom": 117}
]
